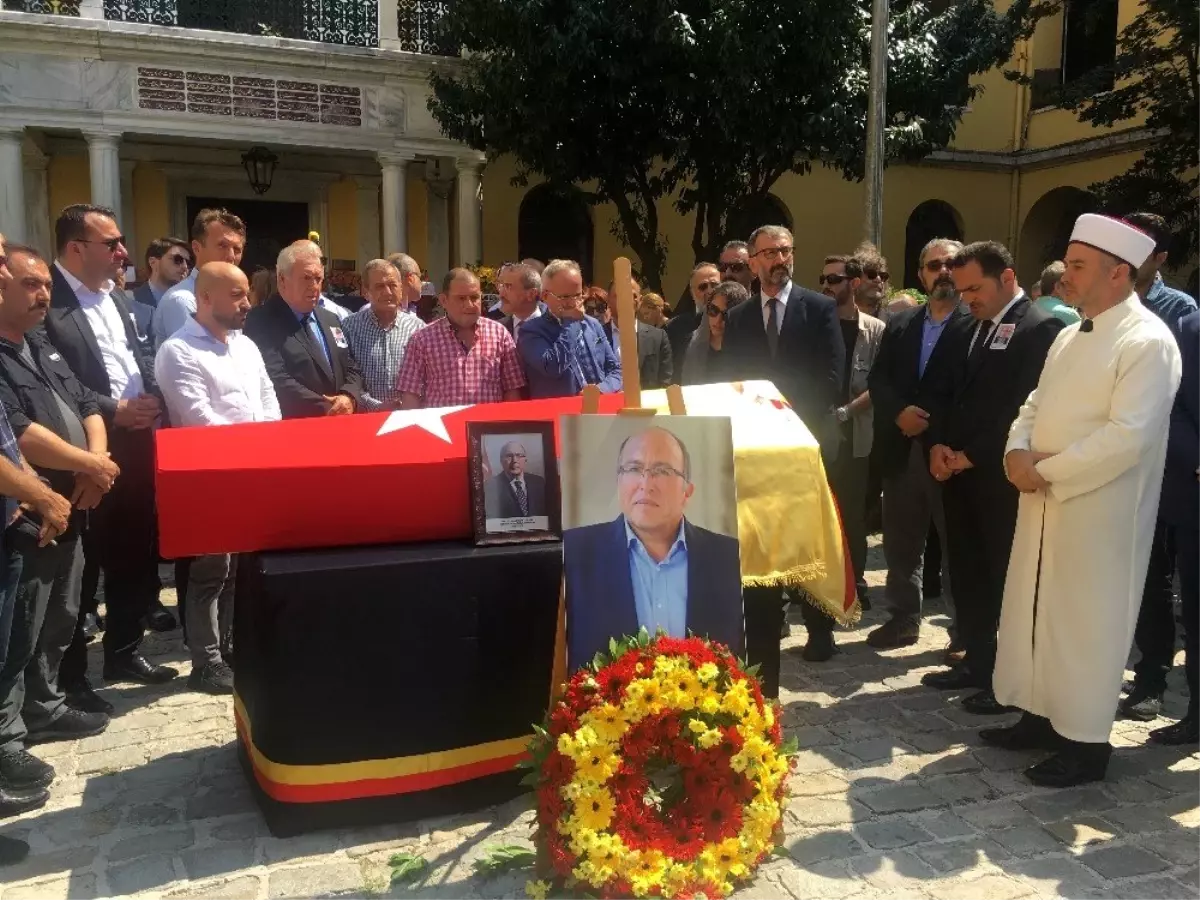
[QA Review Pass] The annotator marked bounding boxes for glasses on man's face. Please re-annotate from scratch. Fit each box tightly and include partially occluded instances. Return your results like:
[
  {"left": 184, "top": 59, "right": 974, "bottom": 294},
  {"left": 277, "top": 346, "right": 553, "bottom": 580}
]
[
  {"left": 585, "top": 302, "right": 607, "bottom": 317},
  {"left": 548, "top": 290, "right": 585, "bottom": 304},
  {"left": 819, "top": 273, "right": 849, "bottom": 286},
  {"left": 166, "top": 253, "right": 191, "bottom": 266},
  {"left": 754, "top": 246, "right": 793, "bottom": 261},
  {"left": 502, "top": 452, "right": 526, "bottom": 460},
  {"left": 864, "top": 268, "right": 890, "bottom": 281},
  {"left": 618, "top": 463, "right": 686, "bottom": 482},
  {"left": 77, "top": 236, "right": 126, "bottom": 253},
  {"left": 719, "top": 261, "right": 748, "bottom": 274},
  {"left": 706, "top": 302, "right": 728, "bottom": 320},
  {"left": 696, "top": 280, "right": 719, "bottom": 293},
  {"left": 924, "top": 258, "right": 953, "bottom": 273}
]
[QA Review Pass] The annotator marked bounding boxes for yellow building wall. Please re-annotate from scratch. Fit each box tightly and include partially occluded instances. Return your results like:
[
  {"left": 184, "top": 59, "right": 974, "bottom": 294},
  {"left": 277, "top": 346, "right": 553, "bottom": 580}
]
[
  {"left": 132, "top": 164, "right": 171, "bottom": 271},
  {"left": 1017, "top": 150, "right": 1143, "bottom": 229},
  {"left": 48, "top": 155, "right": 91, "bottom": 222},
  {"left": 326, "top": 179, "right": 358, "bottom": 262},
  {"left": 407, "top": 168, "right": 429, "bottom": 265}
]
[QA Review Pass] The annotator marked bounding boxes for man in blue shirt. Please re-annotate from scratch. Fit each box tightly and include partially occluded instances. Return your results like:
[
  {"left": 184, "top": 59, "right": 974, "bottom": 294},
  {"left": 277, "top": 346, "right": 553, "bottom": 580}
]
[
  {"left": 563, "top": 427, "right": 743, "bottom": 670},
  {"left": 1121, "top": 212, "right": 1199, "bottom": 721},
  {"left": 152, "top": 209, "right": 245, "bottom": 349}
]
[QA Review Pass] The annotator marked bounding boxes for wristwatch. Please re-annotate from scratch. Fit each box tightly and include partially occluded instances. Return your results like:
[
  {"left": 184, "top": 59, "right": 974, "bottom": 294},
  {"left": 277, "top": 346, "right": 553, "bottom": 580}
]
[{"left": 835, "top": 406, "right": 850, "bottom": 423}]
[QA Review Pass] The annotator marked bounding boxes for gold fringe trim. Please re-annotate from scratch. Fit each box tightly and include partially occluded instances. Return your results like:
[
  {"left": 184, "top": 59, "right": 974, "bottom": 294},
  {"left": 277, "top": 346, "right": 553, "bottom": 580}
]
[{"left": 741, "top": 561, "right": 826, "bottom": 588}]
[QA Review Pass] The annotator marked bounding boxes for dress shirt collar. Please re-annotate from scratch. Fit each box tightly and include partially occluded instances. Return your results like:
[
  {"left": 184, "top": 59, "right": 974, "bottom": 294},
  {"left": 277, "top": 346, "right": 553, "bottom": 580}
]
[
  {"left": 514, "top": 305, "right": 542, "bottom": 326},
  {"left": 55, "top": 260, "right": 114, "bottom": 298},
  {"left": 179, "top": 314, "right": 228, "bottom": 347},
  {"left": 624, "top": 516, "right": 688, "bottom": 559},
  {"left": 989, "top": 290, "right": 1025, "bottom": 328},
  {"left": 366, "top": 307, "right": 405, "bottom": 331},
  {"left": 760, "top": 279, "right": 792, "bottom": 308}
]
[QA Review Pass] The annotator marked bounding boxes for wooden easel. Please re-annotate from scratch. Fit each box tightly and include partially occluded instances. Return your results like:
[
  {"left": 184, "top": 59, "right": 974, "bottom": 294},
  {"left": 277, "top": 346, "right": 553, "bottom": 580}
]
[{"left": 550, "top": 258, "right": 687, "bottom": 703}]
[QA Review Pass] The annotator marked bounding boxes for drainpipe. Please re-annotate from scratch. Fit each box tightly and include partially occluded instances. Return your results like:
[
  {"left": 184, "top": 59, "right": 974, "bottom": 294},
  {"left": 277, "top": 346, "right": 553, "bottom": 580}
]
[{"left": 1008, "top": 39, "right": 1031, "bottom": 255}]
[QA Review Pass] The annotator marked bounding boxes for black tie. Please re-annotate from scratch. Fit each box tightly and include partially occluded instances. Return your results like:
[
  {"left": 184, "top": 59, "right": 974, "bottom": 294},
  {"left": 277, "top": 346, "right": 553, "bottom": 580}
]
[
  {"left": 765, "top": 298, "right": 780, "bottom": 358},
  {"left": 970, "top": 320, "right": 993, "bottom": 361},
  {"left": 512, "top": 479, "right": 529, "bottom": 516}
]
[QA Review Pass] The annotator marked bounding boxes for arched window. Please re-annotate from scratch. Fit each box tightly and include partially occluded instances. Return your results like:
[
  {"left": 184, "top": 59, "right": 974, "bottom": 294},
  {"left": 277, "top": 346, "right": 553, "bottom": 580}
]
[
  {"left": 727, "top": 193, "right": 793, "bottom": 246},
  {"left": 1019, "top": 186, "right": 1099, "bottom": 285},
  {"left": 518, "top": 185, "right": 594, "bottom": 282},
  {"left": 903, "top": 200, "right": 964, "bottom": 289}
]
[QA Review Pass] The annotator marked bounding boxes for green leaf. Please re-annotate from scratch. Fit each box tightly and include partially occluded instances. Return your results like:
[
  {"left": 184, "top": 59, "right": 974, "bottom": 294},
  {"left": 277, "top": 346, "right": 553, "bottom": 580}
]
[
  {"left": 519, "top": 770, "right": 541, "bottom": 788},
  {"left": 772, "top": 844, "right": 791, "bottom": 859},
  {"left": 388, "top": 853, "right": 428, "bottom": 884},
  {"left": 608, "top": 636, "right": 620, "bottom": 660},
  {"left": 780, "top": 735, "right": 799, "bottom": 757},
  {"left": 743, "top": 662, "right": 762, "bottom": 679},
  {"left": 472, "top": 844, "right": 537, "bottom": 878}
]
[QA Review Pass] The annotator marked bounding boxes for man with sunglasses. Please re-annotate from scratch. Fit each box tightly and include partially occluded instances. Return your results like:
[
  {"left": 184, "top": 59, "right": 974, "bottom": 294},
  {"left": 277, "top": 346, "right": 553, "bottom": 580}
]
[
  {"left": 718, "top": 241, "right": 755, "bottom": 293},
  {"left": 664, "top": 264, "right": 719, "bottom": 382},
  {"left": 45, "top": 204, "right": 177, "bottom": 694},
  {"left": 134, "top": 238, "right": 191, "bottom": 311},
  {"left": 152, "top": 209, "right": 246, "bottom": 350},
  {"left": 851, "top": 243, "right": 891, "bottom": 319}
]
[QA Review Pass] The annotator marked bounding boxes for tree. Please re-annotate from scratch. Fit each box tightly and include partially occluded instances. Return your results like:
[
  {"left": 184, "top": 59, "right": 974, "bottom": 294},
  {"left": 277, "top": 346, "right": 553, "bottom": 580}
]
[
  {"left": 1051, "top": 0, "right": 1198, "bottom": 268},
  {"left": 428, "top": 0, "right": 1042, "bottom": 290}
]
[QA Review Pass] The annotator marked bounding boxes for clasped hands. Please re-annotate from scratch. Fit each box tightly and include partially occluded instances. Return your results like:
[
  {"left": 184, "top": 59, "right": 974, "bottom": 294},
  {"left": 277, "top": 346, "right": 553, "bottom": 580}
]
[
  {"left": 72, "top": 450, "right": 121, "bottom": 511},
  {"left": 929, "top": 444, "right": 974, "bottom": 481},
  {"left": 114, "top": 394, "right": 161, "bottom": 430},
  {"left": 1005, "top": 449, "right": 1052, "bottom": 493}
]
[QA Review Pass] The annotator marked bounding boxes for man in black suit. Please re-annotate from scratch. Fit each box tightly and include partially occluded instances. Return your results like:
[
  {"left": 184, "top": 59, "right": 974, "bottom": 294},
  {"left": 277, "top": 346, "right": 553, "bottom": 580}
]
[
  {"left": 244, "top": 240, "right": 364, "bottom": 419},
  {"left": 564, "top": 426, "right": 743, "bottom": 670},
  {"left": 866, "top": 238, "right": 968, "bottom": 652},
  {"left": 665, "top": 264, "right": 720, "bottom": 383},
  {"left": 922, "top": 241, "right": 1063, "bottom": 714},
  {"left": 607, "top": 276, "right": 674, "bottom": 389},
  {"left": 496, "top": 263, "right": 548, "bottom": 345},
  {"left": 43, "top": 204, "right": 178, "bottom": 696},
  {"left": 483, "top": 440, "right": 547, "bottom": 519},
  {"left": 129, "top": 237, "right": 191, "bottom": 347},
  {"left": 722, "top": 225, "right": 845, "bottom": 683}
]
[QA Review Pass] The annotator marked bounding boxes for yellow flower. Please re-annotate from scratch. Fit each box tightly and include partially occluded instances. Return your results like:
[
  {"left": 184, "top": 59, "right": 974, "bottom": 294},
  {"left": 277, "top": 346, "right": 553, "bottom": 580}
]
[
  {"left": 581, "top": 703, "right": 627, "bottom": 744},
  {"left": 688, "top": 718, "right": 709, "bottom": 735},
  {"left": 663, "top": 667, "right": 703, "bottom": 711},
  {"left": 624, "top": 678, "right": 664, "bottom": 714},
  {"left": 698, "top": 689, "right": 722, "bottom": 716},
  {"left": 574, "top": 786, "right": 616, "bottom": 831},
  {"left": 661, "top": 863, "right": 694, "bottom": 896},
  {"left": 697, "top": 728, "right": 724, "bottom": 749},
  {"left": 764, "top": 704, "right": 775, "bottom": 728},
  {"left": 721, "top": 680, "right": 753, "bottom": 718},
  {"left": 653, "top": 655, "right": 681, "bottom": 678},
  {"left": 525, "top": 879, "right": 550, "bottom": 900},
  {"left": 574, "top": 748, "right": 620, "bottom": 784},
  {"left": 560, "top": 781, "right": 582, "bottom": 801},
  {"left": 700, "top": 837, "right": 747, "bottom": 881},
  {"left": 696, "top": 661, "right": 719, "bottom": 683},
  {"left": 573, "top": 860, "right": 610, "bottom": 888}
]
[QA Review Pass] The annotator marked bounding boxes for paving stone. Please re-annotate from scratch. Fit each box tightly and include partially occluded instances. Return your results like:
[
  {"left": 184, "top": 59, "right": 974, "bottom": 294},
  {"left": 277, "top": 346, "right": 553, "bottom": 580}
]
[
  {"left": 971, "top": 746, "right": 1036, "bottom": 772},
  {"left": 1103, "top": 802, "right": 1189, "bottom": 834},
  {"left": 829, "top": 719, "right": 887, "bottom": 741},
  {"left": 209, "top": 815, "right": 265, "bottom": 843},
  {"left": 859, "top": 782, "right": 946, "bottom": 814},
  {"left": 1104, "top": 777, "right": 1173, "bottom": 804},
  {"left": 791, "top": 724, "right": 838, "bottom": 747},
  {"left": 787, "top": 796, "right": 861, "bottom": 827},
  {"left": 905, "top": 729, "right": 976, "bottom": 754},
  {"left": 914, "top": 837, "right": 1011, "bottom": 874},
  {"left": 920, "top": 750, "right": 984, "bottom": 776},
  {"left": 166, "top": 875, "right": 263, "bottom": 900},
  {"left": 108, "top": 825, "right": 195, "bottom": 862},
  {"left": 0, "top": 873, "right": 98, "bottom": 899},
  {"left": 777, "top": 861, "right": 864, "bottom": 900},
  {"left": 1116, "top": 877, "right": 1200, "bottom": 900},
  {"left": 1079, "top": 844, "right": 1171, "bottom": 879},
  {"left": 34, "top": 805, "right": 123, "bottom": 847},
  {"left": 1044, "top": 815, "right": 1120, "bottom": 848},
  {"left": 106, "top": 854, "right": 178, "bottom": 896},
  {"left": 186, "top": 788, "right": 254, "bottom": 821},
  {"left": 1145, "top": 769, "right": 1200, "bottom": 793},
  {"left": 126, "top": 802, "right": 182, "bottom": 827},
  {"left": 261, "top": 831, "right": 344, "bottom": 865},
  {"left": 1137, "top": 828, "right": 1200, "bottom": 866},
  {"left": 990, "top": 825, "right": 1063, "bottom": 857},
  {"left": 784, "top": 829, "right": 867, "bottom": 866},
  {"left": 1019, "top": 787, "right": 1116, "bottom": 822},
  {"left": 786, "top": 771, "right": 848, "bottom": 797},
  {"left": 268, "top": 863, "right": 365, "bottom": 898},
  {"left": 909, "top": 810, "right": 978, "bottom": 840},
  {"left": 790, "top": 749, "right": 857, "bottom": 774},
  {"left": 180, "top": 843, "right": 257, "bottom": 881},
  {"left": 842, "top": 738, "right": 905, "bottom": 763},
  {"left": 76, "top": 746, "right": 149, "bottom": 775},
  {"left": 957, "top": 801, "right": 1041, "bottom": 831},
  {"left": 925, "top": 773, "right": 999, "bottom": 804},
  {"left": 855, "top": 818, "right": 934, "bottom": 850},
  {"left": 848, "top": 850, "right": 940, "bottom": 893},
  {"left": 1006, "top": 855, "right": 1105, "bottom": 898},
  {"left": 927, "top": 874, "right": 1033, "bottom": 900}
]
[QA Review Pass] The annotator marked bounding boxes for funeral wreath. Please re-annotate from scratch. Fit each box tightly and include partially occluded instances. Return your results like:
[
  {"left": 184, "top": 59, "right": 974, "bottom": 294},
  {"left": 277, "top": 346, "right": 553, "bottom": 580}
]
[{"left": 522, "top": 632, "right": 795, "bottom": 899}]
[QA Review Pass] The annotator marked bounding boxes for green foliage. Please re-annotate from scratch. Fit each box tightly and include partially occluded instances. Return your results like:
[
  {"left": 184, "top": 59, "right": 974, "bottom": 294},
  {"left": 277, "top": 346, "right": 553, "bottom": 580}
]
[
  {"left": 472, "top": 844, "right": 537, "bottom": 877},
  {"left": 1050, "top": 0, "right": 1198, "bottom": 267},
  {"left": 388, "top": 852, "right": 428, "bottom": 884},
  {"left": 428, "top": 0, "right": 1041, "bottom": 287}
]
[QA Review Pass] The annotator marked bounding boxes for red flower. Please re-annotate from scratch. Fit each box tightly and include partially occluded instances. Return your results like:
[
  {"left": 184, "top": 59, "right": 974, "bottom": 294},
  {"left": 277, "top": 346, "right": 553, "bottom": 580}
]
[{"left": 545, "top": 830, "right": 575, "bottom": 878}]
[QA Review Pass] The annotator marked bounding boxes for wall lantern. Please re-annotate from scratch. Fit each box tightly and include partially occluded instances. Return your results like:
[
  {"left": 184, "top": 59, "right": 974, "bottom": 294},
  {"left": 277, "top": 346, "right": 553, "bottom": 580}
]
[{"left": 241, "top": 146, "right": 279, "bottom": 195}]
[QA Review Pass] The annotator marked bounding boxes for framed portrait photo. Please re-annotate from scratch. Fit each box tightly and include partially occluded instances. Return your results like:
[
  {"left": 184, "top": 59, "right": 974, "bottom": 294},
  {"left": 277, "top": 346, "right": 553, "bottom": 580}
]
[{"left": 467, "top": 421, "right": 562, "bottom": 546}]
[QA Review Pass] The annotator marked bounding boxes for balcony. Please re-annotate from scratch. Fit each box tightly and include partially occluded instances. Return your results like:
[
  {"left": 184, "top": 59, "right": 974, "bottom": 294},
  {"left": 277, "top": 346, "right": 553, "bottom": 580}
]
[{"left": 0, "top": 0, "right": 457, "bottom": 53}]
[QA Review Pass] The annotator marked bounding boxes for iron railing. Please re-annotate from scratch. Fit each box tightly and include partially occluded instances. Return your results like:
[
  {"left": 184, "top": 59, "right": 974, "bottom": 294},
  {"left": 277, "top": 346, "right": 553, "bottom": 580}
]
[{"left": 397, "top": 0, "right": 455, "bottom": 56}]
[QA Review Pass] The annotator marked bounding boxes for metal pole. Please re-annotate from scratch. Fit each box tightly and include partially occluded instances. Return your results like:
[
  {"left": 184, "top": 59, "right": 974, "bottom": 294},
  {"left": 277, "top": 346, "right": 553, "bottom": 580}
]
[{"left": 863, "top": 0, "right": 888, "bottom": 247}]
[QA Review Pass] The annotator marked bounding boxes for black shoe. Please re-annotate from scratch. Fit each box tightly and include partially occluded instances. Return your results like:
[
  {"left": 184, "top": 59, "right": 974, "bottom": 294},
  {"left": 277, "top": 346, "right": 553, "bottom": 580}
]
[
  {"left": 921, "top": 667, "right": 984, "bottom": 691},
  {"left": 0, "top": 783, "right": 49, "bottom": 818},
  {"left": 1149, "top": 714, "right": 1200, "bottom": 746},
  {"left": 145, "top": 598, "right": 177, "bottom": 633},
  {"left": 104, "top": 653, "right": 178, "bottom": 685},
  {"left": 64, "top": 679, "right": 115, "bottom": 716},
  {"left": 187, "top": 660, "right": 234, "bottom": 695},
  {"left": 962, "top": 689, "right": 1016, "bottom": 716},
  {"left": 26, "top": 708, "right": 108, "bottom": 745},
  {"left": 867, "top": 617, "right": 920, "bottom": 649},
  {"left": 1118, "top": 686, "right": 1164, "bottom": 721},
  {"left": 0, "top": 833, "right": 30, "bottom": 865},
  {"left": 980, "top": 714, "right": 1059, "bottom": 752},
  {"left": 802, "top": 631, "right": 838, "bottom": 663},
  {"left": 81, "top": 612, "right": 100, "bottom": 642},
  {"left": 857, "top": 590, "right": 872, "bottom": 612},
  {"left": 0, "top": 748, "right": 55, "bottom": 790},
  {"left": 1025, "top": 745, "right": 1111, "bottom": 788}
]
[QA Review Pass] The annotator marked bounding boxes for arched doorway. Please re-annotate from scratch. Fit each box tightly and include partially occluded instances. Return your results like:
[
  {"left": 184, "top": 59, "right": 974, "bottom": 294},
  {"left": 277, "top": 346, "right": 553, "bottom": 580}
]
[
  {"left": 518, "top": 185, "right": 594, "bottom": 282},
  {"left": 903, "top": 200, "right": 964, "bottom": 289},
  {"left": 1019, "top": 186, "right": 1099, "bottom": 285},
  {"left": 727, "top": 193, "right": 793, "bottom": 245}
]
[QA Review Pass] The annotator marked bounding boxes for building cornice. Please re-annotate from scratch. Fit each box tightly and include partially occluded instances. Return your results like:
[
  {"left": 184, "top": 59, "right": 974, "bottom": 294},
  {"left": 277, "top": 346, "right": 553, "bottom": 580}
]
[{"left": 927, "top": 128, "right": 1160, "bottom": 172}]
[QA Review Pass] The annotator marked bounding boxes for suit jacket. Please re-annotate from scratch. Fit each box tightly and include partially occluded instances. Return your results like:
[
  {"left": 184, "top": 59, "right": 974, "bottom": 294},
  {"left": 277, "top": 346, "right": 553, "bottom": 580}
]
[
  {"left": 499, "top": 302, "right": 550, "bottom": 339},
  {"left": 926, "top": 296, "right": 1063, "bottom": 480},
  {"left": 664, "top": 312, "right": 700, "bottom": 382},
  {"left": 518, "top": 313, "right": 621, "bottom": 399},
  {"left": 1161, "top": 310, "right": 1199, "bottom": 530},
  {"left": 564, "top": 515, "right": 744, "bottom": 670},
  {"left": 132, "top": 282, "right": 157, "bottom": 309},
  {"left": 44, "top": 264, "right": 160, "bottom": 422},
  {"left": 604, "top": 320, "right": 674, "bottom": 390},
  {"left": 243, "top": 293, "right": 365, "bottom": 419},
  {"left": 119, "top": 286, "right": 155, "bottom": 352},
  {"left": 722, "top": 283, "right": 844, "bottom": 449},
  {"left": 867, "top": 303, "right": 972, "bottom": 476},
  {"left": 483, "top": 472, "right": 547, "bottom": 519}
]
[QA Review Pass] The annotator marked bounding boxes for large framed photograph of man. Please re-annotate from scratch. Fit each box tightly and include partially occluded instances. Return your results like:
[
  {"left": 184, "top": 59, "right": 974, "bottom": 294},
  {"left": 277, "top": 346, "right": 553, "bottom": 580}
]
[
  {"left": 467, "top": 421, "right": 562, "bottom": 546},
  {"left": 559, "top": 415, "right": 744, "bottom": 671}
]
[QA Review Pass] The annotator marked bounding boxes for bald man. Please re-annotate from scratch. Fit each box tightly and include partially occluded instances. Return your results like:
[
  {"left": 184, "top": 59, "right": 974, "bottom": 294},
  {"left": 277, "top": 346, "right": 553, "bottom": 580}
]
[
  {"left": 155, "top": 262, "right": 281, "bottom": 695},
  {"left": 483, "top": 440, "right": 547, "bottom": 519}
]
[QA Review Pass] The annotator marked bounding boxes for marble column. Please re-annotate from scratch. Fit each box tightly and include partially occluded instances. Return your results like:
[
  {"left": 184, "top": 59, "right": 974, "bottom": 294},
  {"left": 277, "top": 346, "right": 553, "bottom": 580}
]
[
  {"left": 0, "top": 128, "right": 28, "bottom": 244},
  {"left": 425, "top": 165, "right": 452, "bottom": 285},
  {"left": 378, "top": 151, "right": 412, "bottom": 255},
  {"left": 356, "top": 177, "right": 382, "bottom": 266},
  {"left": 454, "top": 156, "right": 484, "bottom": 267},
  {"left": 22, "top": 144, "right": 50, "bottom": 257},
  {"left": 120, "top": 159, "right": 137, "bottom": 263},
  {"left": 84, "top": 130, "right": 123, "bottom": 225},
  {"left": 378, "top": 0, "right": 402, "bottom": 52}
]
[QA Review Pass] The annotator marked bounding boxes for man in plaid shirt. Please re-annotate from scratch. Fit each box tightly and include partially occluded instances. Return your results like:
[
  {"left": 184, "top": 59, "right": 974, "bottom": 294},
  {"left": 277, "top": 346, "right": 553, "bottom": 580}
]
[
  {"left": 343, "top": 259, "right": 424, "bottom": 411},
  {"left": 396, "top": 269, "right": 526, "bottom": 408}
]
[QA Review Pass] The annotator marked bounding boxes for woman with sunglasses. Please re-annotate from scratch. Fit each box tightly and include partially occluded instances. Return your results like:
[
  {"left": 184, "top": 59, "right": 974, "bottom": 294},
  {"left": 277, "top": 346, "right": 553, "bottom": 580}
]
[{"left": 683, "top": 281, "right": 749, "bottom": 385}]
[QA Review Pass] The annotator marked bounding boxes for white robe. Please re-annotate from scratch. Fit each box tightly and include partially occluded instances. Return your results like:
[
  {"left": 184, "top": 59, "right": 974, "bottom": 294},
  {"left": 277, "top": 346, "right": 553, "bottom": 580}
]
[{"left": 994, "top": 294, "right": 1182, "bottom": 744}]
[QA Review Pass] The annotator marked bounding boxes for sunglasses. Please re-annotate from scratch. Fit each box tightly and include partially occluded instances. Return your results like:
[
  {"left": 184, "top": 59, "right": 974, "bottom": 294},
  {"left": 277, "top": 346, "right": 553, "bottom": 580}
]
[
  {"left": 696, "top": 280, "right": 719, "bottom": 293},
  {"left": 719, "top": 261, "right": 748, "bottom": 274},
  {"left": 166, "top": 253, "right": 191, "bottom": 266},
  {"left": 585, "top": 302, "right": 607, "bottom": 315},
  {"left": 819, "top": 273, "right": 850, "bottom": 286},
  {"left": 76, "top": 236, "right": 126, "bottom": 252},
  {"left": 706, "top": 302, "right": 728, "bottom": 320},
  {"left": 864, "top": 268, "right": 890, "bottom": 281},
  {"left": 924, "top": 258, "right": 953, "bottom": 272}
]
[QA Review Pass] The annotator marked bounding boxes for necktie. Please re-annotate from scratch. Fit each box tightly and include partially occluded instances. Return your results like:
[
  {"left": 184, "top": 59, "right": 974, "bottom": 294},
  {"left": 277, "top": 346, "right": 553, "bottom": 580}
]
[
  {"left": 512, "top": 479, "right": 529, "bottom": 516},
  {"left": 970, "top": 320, "right": 993, "bottom": 361},
  {"left": 305, "top": 314, "right": 332, "bottom": 368},
  {"left": 765, "top": 298, "right": 780, "bottom": 358}
]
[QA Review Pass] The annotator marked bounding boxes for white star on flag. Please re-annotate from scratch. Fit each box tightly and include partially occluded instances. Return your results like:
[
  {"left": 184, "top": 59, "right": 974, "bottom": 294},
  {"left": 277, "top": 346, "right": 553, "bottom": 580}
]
[{"left": 375, "top": 406, "right": 471, "bottom": 442}]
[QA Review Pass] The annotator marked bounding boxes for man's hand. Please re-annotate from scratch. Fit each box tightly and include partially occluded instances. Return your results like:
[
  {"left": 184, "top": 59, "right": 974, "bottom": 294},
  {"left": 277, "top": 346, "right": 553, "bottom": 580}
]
[
  {"left": 947, "top": 450, "right": 974, "bottom": 473},
  {"left": 324, "top": 394, "right": 355, "bottom": 416},
  {"left": 896, "top": 405, "right": 930, "bottom": 438},
  {"left": 82, "top": 452, "right": 120, "bottom": 491},
  {"left": 929, "top": 444, "right": 955, "bottom": 481},
  {"left": 1005, "top": 449, "right": 1051, "bottom": 493},
  {"left": 70, "top": 474, "right": 106, "bottom": 511},
  {"left": 31, "top": 486, "right": 70, "bottom": 537},
  {"left": 114, "top": 396, "right": 161, "bottom": 430}
]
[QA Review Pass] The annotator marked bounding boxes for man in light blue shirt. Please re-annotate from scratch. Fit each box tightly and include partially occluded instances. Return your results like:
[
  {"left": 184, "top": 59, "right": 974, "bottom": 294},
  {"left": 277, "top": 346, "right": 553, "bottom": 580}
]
[
  {"left": 152, "top": 208, "right": 246, "bottom": 348},
  {"left": 1123, "top": 213, "right": 1197, "bottom": 330},
  {"left": 1032, "top": 261, "right": 1082, "bottom": 326}
]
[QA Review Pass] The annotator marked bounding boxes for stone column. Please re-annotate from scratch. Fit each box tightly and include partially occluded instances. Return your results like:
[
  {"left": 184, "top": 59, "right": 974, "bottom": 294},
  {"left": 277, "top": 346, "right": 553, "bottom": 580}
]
[
  {"left": 454, "top": 155, "right": 484, "bottom": 267},
  {"left": 356, "top": 177, "right": 382, "bottom": 266},
  {"left": 379, "top": 152, "right": 414, "bottom": 255},
  {"left": 78, "top": 0, "right": 105, "bottom": 18},
  {"left": 120, "top": 159, "right": 138, "bottom": 263},
  {"left": 425, "top": 161, "right": 453, "bottom": 285},
  {"left": 0, "top": 128, "right": 28, "bottom": 243},
  {"left": 84, "top": 130, "right": 123, "bottom": 224},
  {"left": 22, "top": 143, "right": 51, "bottom": 258},
  {"left": 378, "top": 0, "right": 402, "bottom": 51}
]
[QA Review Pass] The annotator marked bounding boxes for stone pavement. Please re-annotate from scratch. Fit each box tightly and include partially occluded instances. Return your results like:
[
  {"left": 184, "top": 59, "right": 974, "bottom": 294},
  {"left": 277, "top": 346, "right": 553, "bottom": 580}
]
[{"left": 0, "top": 543, "right": 1196, "bottom": 900}]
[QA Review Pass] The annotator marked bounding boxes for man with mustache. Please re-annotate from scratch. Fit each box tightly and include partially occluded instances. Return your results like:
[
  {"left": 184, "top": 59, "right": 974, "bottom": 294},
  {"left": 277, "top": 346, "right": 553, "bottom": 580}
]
[
  {"left": 0, "top": 245, "right": 120, "bottom": 796},
  {"left": 155, "top": 262, "right": 281, "bottom": 694},
  {"left": 866, "top": 239, "right": 967, "bottom": 652}
]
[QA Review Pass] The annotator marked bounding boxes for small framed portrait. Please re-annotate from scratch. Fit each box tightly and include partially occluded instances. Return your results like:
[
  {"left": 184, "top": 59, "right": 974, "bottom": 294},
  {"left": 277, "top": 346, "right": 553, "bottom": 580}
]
[{"left": 467, "top": 421, "right": 562, "bottom": 546}]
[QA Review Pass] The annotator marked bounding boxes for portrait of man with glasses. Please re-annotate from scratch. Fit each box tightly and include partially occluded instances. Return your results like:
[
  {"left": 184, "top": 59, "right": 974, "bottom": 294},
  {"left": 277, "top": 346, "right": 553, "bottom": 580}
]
[
  {"left": 481, "top": 434, "right": 549, "bottom": 529},
  {"left": 562, "top": 419, "right": 744, "bottom": 671}
]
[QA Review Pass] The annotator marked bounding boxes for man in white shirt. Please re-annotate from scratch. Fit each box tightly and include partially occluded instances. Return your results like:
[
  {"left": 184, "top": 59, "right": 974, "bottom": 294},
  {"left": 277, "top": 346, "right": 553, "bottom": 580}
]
[
  {"left": 497, "top": 262, "right": 545, "bottom": 343},
  {"left": 152, "top": 209, "right": 246, "bottom": 350},
  {"left": 155, "top": 262, "right": 281, "bottom": 693}
]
